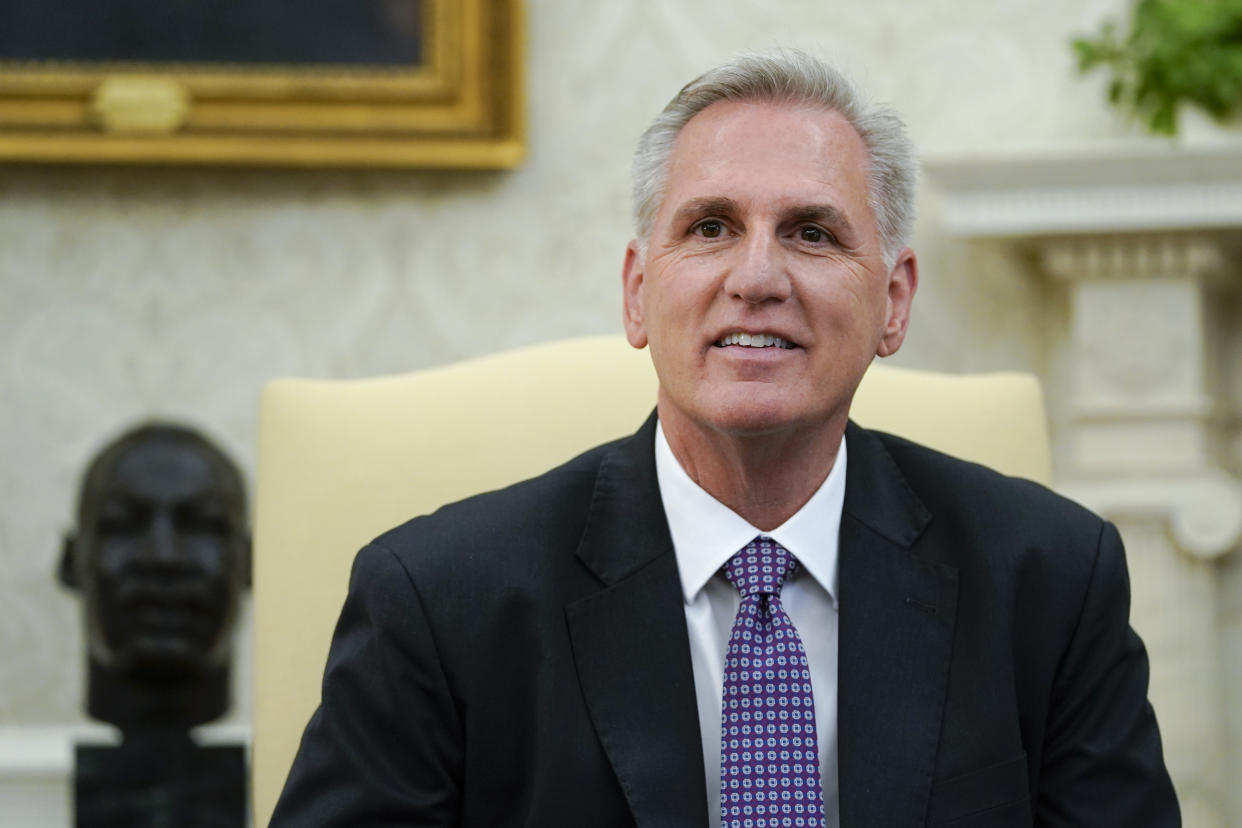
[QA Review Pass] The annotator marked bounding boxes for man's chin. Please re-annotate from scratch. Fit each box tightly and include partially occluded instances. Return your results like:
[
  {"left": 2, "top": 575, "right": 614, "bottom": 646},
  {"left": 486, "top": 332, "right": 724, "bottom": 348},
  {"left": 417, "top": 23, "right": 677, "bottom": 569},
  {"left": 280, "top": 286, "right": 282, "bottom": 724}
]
[
  {"left": 112, "top": 639, "right": 218, "bottom": 683},
  {"left": 700, "top": 404, "right": 824, "bottom": 441},
  {"left": 699, "top": 385, "right": 815, "bottom": 429},
  {"left": 658, "top": 384, "right": 848, "bottom": 446}
]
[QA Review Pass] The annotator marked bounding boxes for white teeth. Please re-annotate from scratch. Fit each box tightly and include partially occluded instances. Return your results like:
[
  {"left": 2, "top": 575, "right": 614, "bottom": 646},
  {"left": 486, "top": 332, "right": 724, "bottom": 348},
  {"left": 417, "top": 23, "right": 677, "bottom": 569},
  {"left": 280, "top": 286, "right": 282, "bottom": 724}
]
[{"left": 715, "top": 333, "right": 794, "bottom": 349}]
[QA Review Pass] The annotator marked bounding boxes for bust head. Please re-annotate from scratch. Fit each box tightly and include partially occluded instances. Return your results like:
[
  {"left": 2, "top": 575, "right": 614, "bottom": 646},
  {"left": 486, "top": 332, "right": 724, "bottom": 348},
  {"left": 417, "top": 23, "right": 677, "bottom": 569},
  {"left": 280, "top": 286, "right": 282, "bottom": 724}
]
[{"left": 60, "top": 424, "right": 250, "bottom": 727}]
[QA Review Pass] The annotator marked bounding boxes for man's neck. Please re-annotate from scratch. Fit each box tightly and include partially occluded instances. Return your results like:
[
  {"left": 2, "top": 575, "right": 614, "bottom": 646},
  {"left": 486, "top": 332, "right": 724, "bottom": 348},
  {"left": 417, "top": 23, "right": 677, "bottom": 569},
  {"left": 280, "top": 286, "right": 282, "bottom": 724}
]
[{"left": 658, "top": 406, "right": 846, "bottom": 532}]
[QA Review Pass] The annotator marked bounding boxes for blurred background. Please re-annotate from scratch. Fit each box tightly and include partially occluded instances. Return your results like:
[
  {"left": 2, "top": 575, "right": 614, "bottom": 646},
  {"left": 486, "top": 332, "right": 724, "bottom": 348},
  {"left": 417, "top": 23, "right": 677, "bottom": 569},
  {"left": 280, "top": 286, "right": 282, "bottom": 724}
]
[{"left": 1, "top": 0, "right": 1240, "bottom": 825}]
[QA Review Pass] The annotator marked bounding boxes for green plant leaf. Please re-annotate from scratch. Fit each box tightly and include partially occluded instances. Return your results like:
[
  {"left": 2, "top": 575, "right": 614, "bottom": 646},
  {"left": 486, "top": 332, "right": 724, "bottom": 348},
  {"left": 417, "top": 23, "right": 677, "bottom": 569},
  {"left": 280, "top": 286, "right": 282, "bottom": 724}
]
[{"left": 1074, "top": 0, "right": 1242, "bottom": 135}]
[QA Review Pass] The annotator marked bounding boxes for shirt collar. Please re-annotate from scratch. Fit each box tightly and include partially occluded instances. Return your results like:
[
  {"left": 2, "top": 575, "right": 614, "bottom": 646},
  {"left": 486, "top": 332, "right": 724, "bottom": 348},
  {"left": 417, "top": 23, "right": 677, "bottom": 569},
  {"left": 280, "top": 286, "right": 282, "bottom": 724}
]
[{"left": 655, "top": 421, "right": 845, "bottom": 609}]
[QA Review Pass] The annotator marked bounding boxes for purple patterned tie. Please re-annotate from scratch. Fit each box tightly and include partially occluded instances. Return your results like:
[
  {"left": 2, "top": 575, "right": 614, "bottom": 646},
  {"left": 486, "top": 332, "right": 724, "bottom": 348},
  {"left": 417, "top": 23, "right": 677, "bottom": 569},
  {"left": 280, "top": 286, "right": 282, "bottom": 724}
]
[{"left": 720, "top": 536, "right": 825, "bottom": 828}]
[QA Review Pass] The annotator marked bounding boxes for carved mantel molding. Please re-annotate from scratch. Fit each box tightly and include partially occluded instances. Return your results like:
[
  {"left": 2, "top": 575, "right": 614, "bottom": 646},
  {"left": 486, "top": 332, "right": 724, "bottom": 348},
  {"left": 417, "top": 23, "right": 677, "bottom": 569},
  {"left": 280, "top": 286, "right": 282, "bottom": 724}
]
[
  {"left": 923, "top": 143, "right": 1242, "bottom": 238},
  {"left": 1038, "top": 232, "right": 1229, "bottom": 284}
]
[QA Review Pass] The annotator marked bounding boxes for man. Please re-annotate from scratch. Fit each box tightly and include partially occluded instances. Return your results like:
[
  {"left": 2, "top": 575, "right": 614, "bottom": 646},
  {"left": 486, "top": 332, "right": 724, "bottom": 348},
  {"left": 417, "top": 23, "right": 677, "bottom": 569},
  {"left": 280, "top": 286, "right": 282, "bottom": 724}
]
[
  {"left": 273, "top": 51, "right": 1178, "bottom": 827},
  {"left": 61, "top": 423, "right": 251, "bottom": 730}
]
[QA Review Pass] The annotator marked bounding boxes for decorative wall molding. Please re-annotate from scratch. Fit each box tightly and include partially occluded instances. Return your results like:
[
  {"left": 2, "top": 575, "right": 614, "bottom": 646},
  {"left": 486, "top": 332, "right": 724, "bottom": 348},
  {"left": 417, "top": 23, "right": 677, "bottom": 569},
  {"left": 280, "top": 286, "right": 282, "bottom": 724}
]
[{"left": 1039, "top": 233, "right": 1228, "bottom": 284}]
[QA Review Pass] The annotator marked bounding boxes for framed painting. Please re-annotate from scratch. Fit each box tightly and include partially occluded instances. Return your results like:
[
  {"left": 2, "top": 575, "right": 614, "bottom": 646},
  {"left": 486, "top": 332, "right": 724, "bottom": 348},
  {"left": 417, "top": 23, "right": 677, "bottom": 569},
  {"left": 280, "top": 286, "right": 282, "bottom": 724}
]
[{"left": 0, "top": 0, "right": 523, "bottom": 168}]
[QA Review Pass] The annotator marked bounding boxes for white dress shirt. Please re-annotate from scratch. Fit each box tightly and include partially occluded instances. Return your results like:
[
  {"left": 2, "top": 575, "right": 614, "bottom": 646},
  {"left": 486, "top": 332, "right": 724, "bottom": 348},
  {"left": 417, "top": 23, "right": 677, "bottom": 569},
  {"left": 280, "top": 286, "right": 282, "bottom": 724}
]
[{"left": 655, "top": 422, "right": 844, "bottom": 828}]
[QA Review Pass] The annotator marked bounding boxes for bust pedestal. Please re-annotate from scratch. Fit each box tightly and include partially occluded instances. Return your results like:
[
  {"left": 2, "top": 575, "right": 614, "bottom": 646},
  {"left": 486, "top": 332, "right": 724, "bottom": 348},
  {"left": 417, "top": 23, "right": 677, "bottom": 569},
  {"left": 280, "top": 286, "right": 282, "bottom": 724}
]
[{"left": 75, "top": 731, "right": 245, "bottom": 828}]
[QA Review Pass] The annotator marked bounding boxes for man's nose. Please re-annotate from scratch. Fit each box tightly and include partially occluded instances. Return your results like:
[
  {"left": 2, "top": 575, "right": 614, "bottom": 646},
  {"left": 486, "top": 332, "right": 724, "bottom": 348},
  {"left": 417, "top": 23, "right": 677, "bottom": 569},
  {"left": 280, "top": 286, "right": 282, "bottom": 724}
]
[
  {"left": 723, "top": 231, "right": 793, "bottom": 304},
  {"left": 143, "top": 510, "right": 180, "bottom": 563}
]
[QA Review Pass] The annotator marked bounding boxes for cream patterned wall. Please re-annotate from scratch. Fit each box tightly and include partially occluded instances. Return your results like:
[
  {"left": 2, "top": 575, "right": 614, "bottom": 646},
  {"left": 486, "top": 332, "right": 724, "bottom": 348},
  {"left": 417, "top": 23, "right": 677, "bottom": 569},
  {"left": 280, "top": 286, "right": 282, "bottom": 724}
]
[{"left": 5, "top": 0, "right": 1232, "bottom": 811}]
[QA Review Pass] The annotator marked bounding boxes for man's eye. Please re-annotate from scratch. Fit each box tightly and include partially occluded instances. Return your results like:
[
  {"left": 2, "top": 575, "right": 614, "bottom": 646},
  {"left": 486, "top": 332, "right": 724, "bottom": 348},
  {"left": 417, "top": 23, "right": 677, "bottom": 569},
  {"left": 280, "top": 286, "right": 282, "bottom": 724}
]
[
  {"left": 180, "top": 512, "right": 232, "bottom": 536},
  {"left": 695, "top": 220, "right": 724, "bottom": 238},
  {"left": 96, "top": 510, "right": 145, "bottom": 535},
  {"left": 799, "top": 226, "right": 828, "bottom": 243}
]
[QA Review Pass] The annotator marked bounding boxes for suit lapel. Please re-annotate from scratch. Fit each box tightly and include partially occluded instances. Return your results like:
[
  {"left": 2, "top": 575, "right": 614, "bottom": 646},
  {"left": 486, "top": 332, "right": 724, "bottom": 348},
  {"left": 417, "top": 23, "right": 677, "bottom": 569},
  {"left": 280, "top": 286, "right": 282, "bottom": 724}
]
[
  {"left": 565, "top": 414, "right": 710, "bottom": 828},
  {"left": 837, "top": 422, "right": 958, "bottom": 827}
]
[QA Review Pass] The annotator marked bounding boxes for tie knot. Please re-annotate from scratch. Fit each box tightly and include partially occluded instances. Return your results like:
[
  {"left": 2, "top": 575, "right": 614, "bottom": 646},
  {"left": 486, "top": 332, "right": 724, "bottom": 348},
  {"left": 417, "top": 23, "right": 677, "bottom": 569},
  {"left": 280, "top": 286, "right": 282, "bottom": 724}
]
[{"left": 724, "top": 536, "right": 797, "bottom": 598}]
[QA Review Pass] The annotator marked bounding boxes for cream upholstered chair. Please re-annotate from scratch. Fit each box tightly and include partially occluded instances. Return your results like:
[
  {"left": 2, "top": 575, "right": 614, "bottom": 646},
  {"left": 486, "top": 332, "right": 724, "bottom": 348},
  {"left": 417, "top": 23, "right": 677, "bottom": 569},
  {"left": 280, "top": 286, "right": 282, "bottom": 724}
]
[{"left": 251, "top": 335, "right": 1052, "bottom": 825}]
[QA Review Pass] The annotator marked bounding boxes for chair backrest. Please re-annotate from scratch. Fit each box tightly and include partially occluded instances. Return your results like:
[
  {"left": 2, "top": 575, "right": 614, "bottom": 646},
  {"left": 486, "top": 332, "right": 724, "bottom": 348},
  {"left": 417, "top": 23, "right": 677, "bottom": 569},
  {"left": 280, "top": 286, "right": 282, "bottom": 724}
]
[{"left": 251, "top": 335, "right": 1051, "bottom": 825}]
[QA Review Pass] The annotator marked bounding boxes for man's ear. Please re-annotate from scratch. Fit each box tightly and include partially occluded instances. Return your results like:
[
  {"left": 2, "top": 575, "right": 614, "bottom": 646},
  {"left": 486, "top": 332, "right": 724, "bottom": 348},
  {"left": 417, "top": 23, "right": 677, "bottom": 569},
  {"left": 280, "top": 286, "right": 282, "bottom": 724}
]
[
  {"left": 621, "top": 239, "right": 648, "bottom": 349},
  {"left": 59, "top": 533, "right": 78, "bottom": 590},
  {"left": 876, "top": 248, "right": 918, "bottom": 358}
]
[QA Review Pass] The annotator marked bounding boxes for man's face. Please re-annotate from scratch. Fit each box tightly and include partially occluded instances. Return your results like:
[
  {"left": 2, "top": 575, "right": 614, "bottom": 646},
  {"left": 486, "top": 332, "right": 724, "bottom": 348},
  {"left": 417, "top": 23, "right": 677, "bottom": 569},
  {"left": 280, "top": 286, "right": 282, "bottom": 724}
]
[
  {"left": 71, "top": 436, "right": 248, "bottom": 682},
  {"left": 622, "top": 100, "right": 916, "bottom": 443}
]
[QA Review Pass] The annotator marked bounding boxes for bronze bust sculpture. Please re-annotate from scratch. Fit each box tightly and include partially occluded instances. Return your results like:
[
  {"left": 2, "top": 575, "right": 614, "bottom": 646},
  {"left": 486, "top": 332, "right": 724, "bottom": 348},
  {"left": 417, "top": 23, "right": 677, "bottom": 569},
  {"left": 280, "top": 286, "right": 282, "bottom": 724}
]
[{"left": 60, "top": 423, "right": 250, "bottom": 730}]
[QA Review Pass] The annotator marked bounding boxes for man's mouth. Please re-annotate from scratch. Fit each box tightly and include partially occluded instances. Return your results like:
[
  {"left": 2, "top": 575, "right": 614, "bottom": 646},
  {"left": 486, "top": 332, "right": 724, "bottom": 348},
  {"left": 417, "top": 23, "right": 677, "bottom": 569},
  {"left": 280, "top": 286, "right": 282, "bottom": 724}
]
[{"left": 714, "top": 333, "right": 796, "bottom": 349}]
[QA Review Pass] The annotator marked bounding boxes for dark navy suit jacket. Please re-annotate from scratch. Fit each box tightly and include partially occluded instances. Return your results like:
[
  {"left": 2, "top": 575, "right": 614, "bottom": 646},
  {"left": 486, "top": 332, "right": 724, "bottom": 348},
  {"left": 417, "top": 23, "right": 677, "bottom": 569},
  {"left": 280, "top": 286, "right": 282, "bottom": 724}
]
[{"left": 271, "top": 415, "right": 1179, "bottom": 827}]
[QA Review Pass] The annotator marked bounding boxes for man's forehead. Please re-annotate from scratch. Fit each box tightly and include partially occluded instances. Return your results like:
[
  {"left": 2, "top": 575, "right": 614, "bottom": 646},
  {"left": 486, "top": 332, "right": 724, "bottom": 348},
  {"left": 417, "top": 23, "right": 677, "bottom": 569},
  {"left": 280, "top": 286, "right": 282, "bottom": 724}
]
[
  {"left": 659, "top": 99, "right": 873, "bottom": 222},
  {"left": 673, "top": 98, "right": 861, "bottom": 157},
  {"left": 88, "top": 438, "right": 239, "bottom": 503}
]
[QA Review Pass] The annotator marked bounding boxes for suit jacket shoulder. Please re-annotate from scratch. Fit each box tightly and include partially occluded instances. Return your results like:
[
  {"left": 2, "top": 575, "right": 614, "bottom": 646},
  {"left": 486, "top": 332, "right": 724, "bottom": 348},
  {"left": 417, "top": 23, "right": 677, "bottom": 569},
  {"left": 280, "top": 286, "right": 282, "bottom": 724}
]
[
  {"left": 854, "top": 425, "right": 1106, "bottom": 593},
  {"left": 866, "top": 425, "right": 1101, "bottom": 536}
]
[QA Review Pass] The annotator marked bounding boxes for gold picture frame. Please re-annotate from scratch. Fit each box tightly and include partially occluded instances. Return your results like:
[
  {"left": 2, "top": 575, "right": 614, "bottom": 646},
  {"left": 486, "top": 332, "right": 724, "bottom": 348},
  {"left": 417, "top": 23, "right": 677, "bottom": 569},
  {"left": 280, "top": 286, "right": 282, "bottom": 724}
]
[{"left": 0, "top": 0, "right": 523, "bottom": 168}]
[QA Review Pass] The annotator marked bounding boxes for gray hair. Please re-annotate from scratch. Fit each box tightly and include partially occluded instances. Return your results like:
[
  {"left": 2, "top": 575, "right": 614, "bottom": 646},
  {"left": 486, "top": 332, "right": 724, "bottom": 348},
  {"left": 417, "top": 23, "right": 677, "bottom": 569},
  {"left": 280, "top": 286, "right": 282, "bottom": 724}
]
[{"left": 631, "top": 49, "right": 917, "bottom": 266}]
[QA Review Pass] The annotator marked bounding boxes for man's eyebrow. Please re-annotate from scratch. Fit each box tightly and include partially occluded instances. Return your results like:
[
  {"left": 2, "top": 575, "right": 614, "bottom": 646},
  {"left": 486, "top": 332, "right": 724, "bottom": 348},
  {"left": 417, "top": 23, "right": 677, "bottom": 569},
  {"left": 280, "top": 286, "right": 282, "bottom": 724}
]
[{"left": 670, "top": 197, "right": 739, "bottom": 227}]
